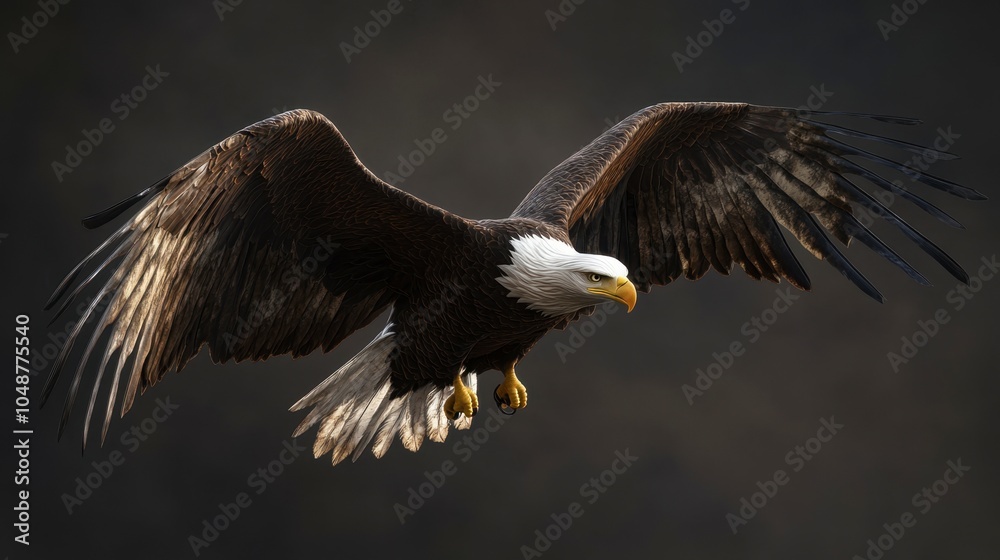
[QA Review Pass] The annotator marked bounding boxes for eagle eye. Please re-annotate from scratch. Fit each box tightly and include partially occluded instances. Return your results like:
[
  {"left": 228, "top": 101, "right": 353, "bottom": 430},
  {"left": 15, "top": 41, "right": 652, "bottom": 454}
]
[{"left": 588, "top": 273, "right": 603, "bottom": 282}]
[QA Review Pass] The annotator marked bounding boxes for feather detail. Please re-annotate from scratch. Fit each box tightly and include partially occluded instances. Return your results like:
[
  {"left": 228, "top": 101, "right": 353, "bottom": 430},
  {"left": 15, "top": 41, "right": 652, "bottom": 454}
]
[{"left": 290, "top": 325, "right": 477, "bottom": 465}]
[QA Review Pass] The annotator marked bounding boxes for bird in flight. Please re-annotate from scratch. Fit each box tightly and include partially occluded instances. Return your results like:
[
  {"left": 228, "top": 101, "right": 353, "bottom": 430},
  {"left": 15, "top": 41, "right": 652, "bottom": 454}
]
[{"left": 42, "top": 103, "right": 983, "bottom": 465}]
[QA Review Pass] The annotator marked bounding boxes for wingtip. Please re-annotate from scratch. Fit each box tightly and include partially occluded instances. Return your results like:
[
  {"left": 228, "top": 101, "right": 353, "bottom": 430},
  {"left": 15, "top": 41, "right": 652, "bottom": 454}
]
[
  {"left": 82, "top": 420, "right": 92, "bottom": 453},
  {"left": 44, "top": 268, "right": 83, "bottom": 311},
  {"left": 804, "top": 110, "right": 922, "bottom": 126},
  {"left": 56, "top": 412, "right": 68, "bottom": 443},
  {"left": 854, "top": 274, "right": 885, "bottom": 304},
  {"left": 942, "top": 217, "right": 966, "bottom": 230},
  {"left": 912, "top": 273, "right": 932, "bottom": 287},
  {"left": 39, "top": 369, "right": 62, "bottom": 409},
  {"left": 861, "top": 284, "right": 886, "bottom": 304},
  {"left": 81, "top": 178, "right": 167, "bottom": 230},
  {"left": 874, "top": 115, "right": 922, "bottom": 126},
  {"left": 871, "top": 287, "right": 886, "bottom": 304},
  {"left": 955, "top": 267, "right": 972, "bottom": 286},
  {"left": 82, "top": 211, "right": 117, "bottom": 230},
  {"left": 82, "top": 209, "right": 116, "bottom": 230}
]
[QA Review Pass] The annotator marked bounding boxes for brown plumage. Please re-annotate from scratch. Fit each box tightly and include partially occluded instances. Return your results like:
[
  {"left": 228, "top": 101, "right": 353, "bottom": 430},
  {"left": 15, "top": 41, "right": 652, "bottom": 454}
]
[
  {"left": 515, "top": 103, "right": 981, "bottom": 295},
  {"left": 42, "top": 104, "right": 984, "bottom": 464}
]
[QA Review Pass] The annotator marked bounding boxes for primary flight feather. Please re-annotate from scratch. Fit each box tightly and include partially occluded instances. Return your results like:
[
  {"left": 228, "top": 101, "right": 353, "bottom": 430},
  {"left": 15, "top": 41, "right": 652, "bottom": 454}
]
[{"left": 41, "top": 103, "right": 984, "bottom": 465}]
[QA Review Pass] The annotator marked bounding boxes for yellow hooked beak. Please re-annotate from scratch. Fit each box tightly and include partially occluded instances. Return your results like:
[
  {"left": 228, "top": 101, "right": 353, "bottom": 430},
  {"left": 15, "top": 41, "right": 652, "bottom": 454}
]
[{"left": 588, "top": 276, "right": 637, "bottom": 312}]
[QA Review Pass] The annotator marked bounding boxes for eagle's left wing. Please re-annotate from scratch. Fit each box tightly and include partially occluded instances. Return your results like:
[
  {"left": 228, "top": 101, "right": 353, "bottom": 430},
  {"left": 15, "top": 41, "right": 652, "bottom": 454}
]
[{"left": 512, "top": 102, "right": 984, "bottom": 298}]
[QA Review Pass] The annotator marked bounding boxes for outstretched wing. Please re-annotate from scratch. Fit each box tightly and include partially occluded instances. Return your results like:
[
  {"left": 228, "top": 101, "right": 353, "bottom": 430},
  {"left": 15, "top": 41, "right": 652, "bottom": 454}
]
[
  {"left": 512, "top": 103, "right": 984, "bottom": 297},
  {"left": 42, "top": 109, "right": 466, "bottom": 447}
]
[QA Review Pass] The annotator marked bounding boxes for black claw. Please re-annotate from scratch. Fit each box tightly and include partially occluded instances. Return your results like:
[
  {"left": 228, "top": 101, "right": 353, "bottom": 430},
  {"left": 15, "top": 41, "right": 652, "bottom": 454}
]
[
  {"left": 450, "top": 407, "right": 478, "bottom": 420},
  {"left": 493, "top": 384, "right": 516, "bottom": 415}
]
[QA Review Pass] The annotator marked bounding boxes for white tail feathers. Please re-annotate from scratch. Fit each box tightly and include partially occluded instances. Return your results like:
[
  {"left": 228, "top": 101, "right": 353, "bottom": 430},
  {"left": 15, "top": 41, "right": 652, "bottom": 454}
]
[{"left": 289, "top": 325, "right": 477, "bottom": 465}]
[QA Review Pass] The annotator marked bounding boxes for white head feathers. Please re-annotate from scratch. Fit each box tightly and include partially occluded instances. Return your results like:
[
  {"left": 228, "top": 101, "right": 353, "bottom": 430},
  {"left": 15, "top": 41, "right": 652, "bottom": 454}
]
[{"left": 495, "top": 235, "right": 629, "bottom": 316}]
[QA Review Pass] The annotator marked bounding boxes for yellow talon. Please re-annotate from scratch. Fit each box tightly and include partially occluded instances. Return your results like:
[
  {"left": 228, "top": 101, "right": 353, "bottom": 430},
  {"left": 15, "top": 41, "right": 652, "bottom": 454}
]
[
  {"left": 444, "top": 373, "right": 478, "bottom": 419},
  {"left": 495, "top": 365, "right": 527, "bottom": 410}
]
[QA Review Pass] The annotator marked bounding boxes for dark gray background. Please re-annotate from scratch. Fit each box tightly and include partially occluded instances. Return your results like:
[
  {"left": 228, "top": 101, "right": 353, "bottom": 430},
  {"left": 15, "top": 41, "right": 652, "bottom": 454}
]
[{"left": 3, "top": 1, "right": 997, "bottom": 559}]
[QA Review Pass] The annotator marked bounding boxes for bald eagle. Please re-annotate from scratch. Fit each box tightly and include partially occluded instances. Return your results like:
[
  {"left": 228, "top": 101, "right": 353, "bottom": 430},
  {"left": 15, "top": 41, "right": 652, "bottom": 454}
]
[{"left": 42, "top": 103, "right": 983, "bottom": 465}]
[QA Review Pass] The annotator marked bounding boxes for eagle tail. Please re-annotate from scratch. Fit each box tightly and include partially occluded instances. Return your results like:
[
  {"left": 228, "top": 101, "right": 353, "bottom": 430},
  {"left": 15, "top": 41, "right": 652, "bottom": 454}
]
[{"left": 289, "top": 324, "right": 477, "bottom": 465}]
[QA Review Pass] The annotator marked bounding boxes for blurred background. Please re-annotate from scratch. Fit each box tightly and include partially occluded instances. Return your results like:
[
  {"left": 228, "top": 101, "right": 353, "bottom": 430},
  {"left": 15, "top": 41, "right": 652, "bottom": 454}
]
[{"left": 3, "top": 1, "right": 998, "bottom": 558}]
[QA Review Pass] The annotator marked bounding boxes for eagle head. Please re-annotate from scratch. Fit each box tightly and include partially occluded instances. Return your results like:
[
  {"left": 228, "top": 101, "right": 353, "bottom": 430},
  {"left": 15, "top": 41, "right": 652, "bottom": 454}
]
[{"left": 496, "top": 235, "right": 637, "bottom": 317}]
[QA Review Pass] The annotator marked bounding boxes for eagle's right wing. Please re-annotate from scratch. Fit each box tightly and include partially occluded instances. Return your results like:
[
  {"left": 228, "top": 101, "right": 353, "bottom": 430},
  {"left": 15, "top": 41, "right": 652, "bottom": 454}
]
[{"left": 42, "top": 109, "right": 466, "bottom": 447}]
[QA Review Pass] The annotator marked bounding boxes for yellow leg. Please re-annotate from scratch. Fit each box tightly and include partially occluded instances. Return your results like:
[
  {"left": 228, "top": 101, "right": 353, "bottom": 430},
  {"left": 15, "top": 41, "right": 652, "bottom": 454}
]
[
  {"left": 495, "top": 364, "right": 527, "bottom": 410},
  {"left": 443, "top": 373, "right": 478, "bottom": 419}
]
